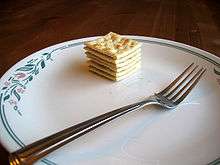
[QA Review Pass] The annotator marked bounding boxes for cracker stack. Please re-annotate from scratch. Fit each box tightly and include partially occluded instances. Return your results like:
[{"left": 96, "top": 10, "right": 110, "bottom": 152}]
[{"left": 84, "top": 32, "right": 142, "bottom": 81}]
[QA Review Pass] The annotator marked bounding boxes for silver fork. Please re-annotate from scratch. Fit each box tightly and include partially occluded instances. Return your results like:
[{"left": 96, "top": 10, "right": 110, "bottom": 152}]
[{"left": 9, "top": 63, "right": 206, "bottom": 165}]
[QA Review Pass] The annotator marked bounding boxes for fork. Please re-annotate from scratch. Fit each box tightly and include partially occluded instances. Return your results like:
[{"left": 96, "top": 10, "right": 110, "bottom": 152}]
[{"left": 9, "top": 63, "right": 206, "bottom": 165}]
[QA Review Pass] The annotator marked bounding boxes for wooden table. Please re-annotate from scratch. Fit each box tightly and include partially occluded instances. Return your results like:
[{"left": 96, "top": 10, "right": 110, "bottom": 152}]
[{"left": 1, "top": 0, "right": 220, "bottom": 164}]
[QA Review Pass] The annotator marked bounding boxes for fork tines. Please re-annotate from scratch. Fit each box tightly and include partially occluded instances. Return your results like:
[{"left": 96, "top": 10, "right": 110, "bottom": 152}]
[{"left": 159, "top": 63, "right": 206, "bottom": 104}]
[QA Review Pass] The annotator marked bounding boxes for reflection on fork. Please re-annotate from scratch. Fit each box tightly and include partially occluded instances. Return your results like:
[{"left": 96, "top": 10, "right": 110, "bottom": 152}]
[{"left": 9, "top": 62, "right": 206, "bottom": 165}]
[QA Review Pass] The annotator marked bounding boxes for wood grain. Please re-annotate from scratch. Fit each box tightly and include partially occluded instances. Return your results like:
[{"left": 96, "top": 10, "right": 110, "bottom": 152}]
[{"left": 0, "top": 0, "right": 220, "bottom": 164}]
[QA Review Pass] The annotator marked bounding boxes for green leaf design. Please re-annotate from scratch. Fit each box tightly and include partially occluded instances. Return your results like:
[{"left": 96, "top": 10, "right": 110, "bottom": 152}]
[
  {"left": 35, "top": 69, "right": 39, "bottom": 75},
  {"left": 28, "top": 75, "right": 33, "bottom": 81},
  {"left": 41, "top": 60, "right": 45, "bottom": 69},
  {"left": 42, "top": 53, "right": 49, "bottom": 56},
  {"left": 46, "top": 54, "right": 51, "bottom": 60},
  {"left": 27, "top": 59, "right": 34, "bottom": 63},
  {"left": 16, "top": 67, "right": 33, "bottom": 72},
  {"left": 2, "top": 87, "right": 7, "bottom": 90},
  {"left": 13, "top": 90, "right": 21, "bottom": 101},
  {"left": 25, "top": 64, "right": 35, "bottom": 67},
  {"left": 12, "top": 79, "right": 19, "bottom": 83},
  {"left": 4, "top": 94, "right": 10, "bottom": 101},
  {"left": 3, "top": 50, "right": 54, "bottom": 115}
]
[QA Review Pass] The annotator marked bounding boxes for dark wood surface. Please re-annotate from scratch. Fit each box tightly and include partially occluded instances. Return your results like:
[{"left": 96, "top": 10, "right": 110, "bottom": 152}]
[{"left": 0, "top": 0, "right": 220, "bottom": 164}]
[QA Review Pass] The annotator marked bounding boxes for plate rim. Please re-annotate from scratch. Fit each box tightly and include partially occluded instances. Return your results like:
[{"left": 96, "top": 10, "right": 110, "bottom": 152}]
[
  {"left": 1, "top": 36, "right": 220, "bottom": 81},
  {"left": 0, "top": 36, "right": 220, "bottom": 165}
]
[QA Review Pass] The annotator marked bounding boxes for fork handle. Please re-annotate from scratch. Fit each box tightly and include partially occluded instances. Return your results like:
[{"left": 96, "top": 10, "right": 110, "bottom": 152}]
[{"left": 9, "top": 97, "right": 157, "bottom": 165}]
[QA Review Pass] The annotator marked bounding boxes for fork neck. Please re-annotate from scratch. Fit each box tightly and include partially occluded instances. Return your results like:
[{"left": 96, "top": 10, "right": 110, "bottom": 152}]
[{"left": 141, "top": 95, "right": 158, "bottom": 105}]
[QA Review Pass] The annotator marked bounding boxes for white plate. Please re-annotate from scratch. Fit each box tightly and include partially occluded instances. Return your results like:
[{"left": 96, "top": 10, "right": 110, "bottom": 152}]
[{"left": 1, "top": 36, "right": 220, "bottom": 165}]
